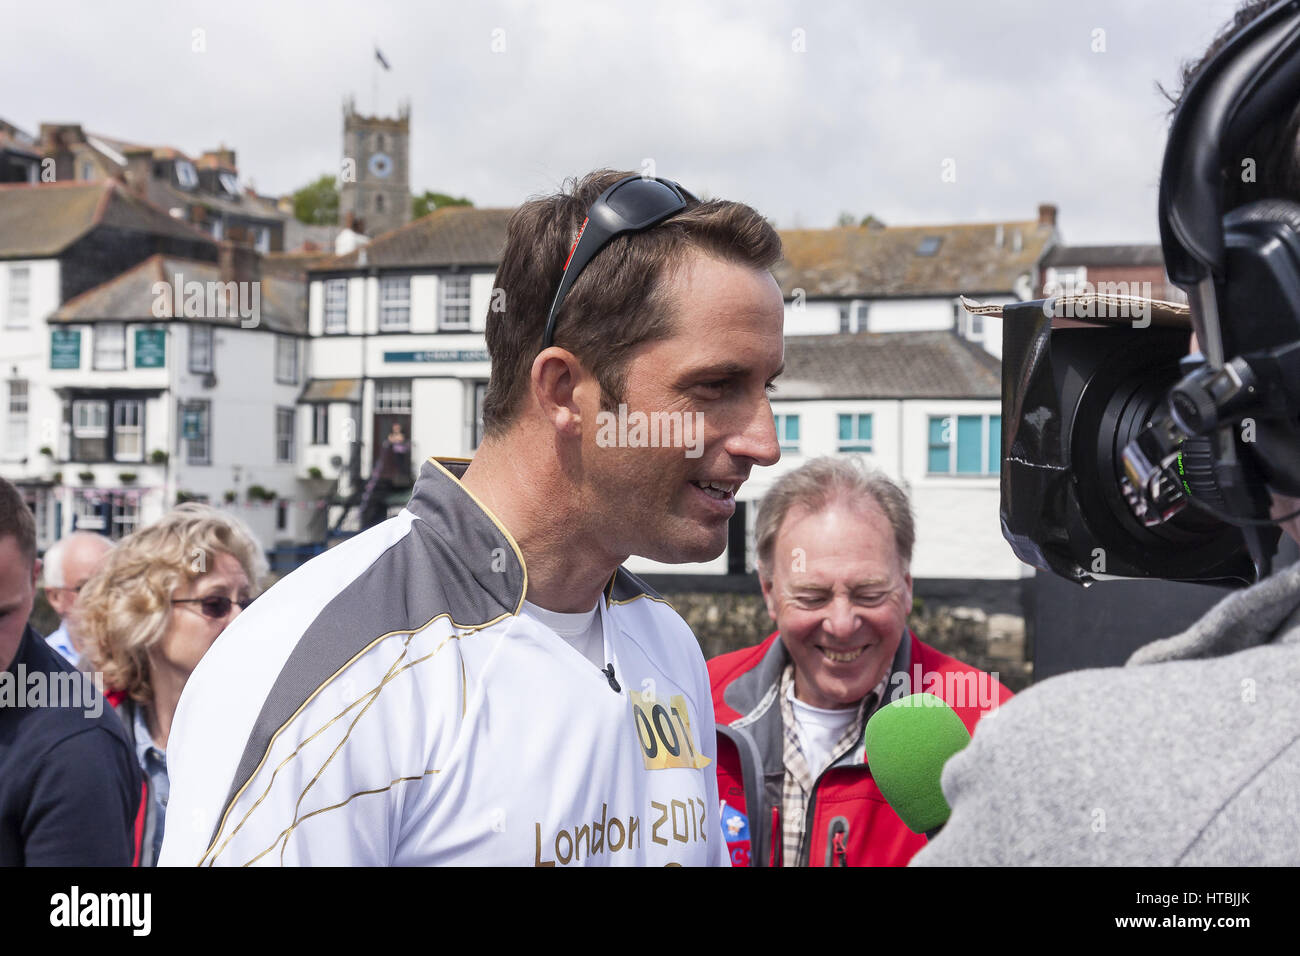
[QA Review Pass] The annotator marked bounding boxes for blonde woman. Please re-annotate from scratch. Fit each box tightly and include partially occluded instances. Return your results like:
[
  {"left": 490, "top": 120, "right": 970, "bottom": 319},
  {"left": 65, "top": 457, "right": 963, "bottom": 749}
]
[{"left": 77, "top": 504, "right": 267, "bottom": 866}]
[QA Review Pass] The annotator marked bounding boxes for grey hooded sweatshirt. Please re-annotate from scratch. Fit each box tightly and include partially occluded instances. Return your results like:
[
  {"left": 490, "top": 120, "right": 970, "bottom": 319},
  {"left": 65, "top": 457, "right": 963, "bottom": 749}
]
[{"left": 912, "top": 558, "right": 1300, "bottom": 865}]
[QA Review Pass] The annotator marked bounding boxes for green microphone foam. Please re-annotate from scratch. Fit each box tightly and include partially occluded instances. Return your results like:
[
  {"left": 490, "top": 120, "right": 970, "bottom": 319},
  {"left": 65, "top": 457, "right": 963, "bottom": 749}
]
[{"left": 863, "top": 693, "right": 971, "bottom": 834}]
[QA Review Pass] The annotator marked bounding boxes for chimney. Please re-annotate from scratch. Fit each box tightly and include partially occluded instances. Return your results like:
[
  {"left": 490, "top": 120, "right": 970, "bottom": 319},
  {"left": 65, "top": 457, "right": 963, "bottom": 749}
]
[
  {"left": 123, "top": 148, "right": 153, "bottom": 198},
  {"left": 200, "top": 147, "right": 237, "bottom": 170},
  {"left": 218, "top": 240, "right": 261, "bottom": 284},
  {"left": 39, "top": 123, "right": 85, "bottom": 151},
  {"left": 1038, "top": 203, "right": 1058, "bottom": 228}
]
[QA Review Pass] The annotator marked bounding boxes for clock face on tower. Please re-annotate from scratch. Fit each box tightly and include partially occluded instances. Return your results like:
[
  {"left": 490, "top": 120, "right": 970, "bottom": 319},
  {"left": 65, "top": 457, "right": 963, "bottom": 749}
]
[{"left": 368, "top": 152, "right": 393, "bottom": 178}]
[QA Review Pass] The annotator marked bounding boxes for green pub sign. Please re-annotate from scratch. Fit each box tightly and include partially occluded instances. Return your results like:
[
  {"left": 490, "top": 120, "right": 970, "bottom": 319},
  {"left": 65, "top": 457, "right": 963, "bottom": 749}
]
[
  {"left": 50, "top": 329, "right": 81, "bottom": 369},
  {"left": 134, "top": 328, "right": 166, "bottom": 368}
]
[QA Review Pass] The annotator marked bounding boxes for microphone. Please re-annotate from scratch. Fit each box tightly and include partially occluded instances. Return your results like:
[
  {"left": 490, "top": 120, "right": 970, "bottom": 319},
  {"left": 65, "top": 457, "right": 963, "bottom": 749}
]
[
  {"left": 601, "top": 663, "right": 620, "bottom": 693},
  {"left": 863, "top": 693, "right": 971, "bottom": 839}
]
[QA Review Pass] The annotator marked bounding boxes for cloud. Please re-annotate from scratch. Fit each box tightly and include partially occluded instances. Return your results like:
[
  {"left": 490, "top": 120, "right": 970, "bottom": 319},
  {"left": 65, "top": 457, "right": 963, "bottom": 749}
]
[{"left": 1, "top": 0, "right": 1247, "bottom": 243}]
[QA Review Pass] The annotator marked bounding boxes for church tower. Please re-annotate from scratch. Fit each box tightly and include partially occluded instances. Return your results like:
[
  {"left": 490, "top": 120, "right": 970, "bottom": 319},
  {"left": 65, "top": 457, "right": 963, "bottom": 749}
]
[{"left": 339, "top": 97, "right": 411, "bottom": 237}]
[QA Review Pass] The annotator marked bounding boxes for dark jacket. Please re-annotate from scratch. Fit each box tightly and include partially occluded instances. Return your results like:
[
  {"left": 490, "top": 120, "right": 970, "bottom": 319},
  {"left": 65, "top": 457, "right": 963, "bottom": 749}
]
[
  {"left": 0, "top": 624, "right": 140, "bottom": 866},
  {"left": 107, "top": 692, "right": 158, "bottom": 867}
]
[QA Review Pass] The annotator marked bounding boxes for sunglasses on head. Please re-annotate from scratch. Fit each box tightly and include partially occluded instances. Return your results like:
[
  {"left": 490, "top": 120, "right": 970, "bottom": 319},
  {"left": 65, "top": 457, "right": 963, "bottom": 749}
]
[
  {"left": 540, "top": 174, "right": 697, "bottom": 352},
  {"left": 172, "top": 595, "right": 252, "bottom": 620}
]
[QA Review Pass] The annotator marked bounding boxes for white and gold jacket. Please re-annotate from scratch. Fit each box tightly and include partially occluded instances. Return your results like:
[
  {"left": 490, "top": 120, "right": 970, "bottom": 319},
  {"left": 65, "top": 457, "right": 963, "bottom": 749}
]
[{"left": 160, "top": 457, "right": 726, "bottom": 867}]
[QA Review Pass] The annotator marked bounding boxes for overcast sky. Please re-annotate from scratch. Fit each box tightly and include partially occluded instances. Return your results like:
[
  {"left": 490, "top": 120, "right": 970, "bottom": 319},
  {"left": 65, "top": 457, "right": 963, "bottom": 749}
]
[{"left": 2, "top": 0, "right": 1246, "bottom": 243}]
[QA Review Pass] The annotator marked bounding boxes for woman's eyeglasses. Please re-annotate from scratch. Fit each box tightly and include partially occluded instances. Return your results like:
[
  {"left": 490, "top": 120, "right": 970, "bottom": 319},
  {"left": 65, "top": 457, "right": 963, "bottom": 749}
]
[{"left": 171, "top": 595, "right": 253, "bottom": 620}]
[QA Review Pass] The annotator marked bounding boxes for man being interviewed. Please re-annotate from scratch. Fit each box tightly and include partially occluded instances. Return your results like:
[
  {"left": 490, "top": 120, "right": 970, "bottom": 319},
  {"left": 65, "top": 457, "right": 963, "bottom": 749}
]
[
  {"left": 160, "top": 169, "right": 786, "bottom": 866},
  {"left": 710, "top": 458, "right": 1011, "bottom": 866}
]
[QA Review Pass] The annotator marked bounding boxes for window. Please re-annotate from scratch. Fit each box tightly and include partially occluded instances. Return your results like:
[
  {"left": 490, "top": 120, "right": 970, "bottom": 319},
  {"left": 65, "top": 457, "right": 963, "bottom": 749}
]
[
  {"left": 916, "top": 236, "right": 943, "bottom": 256},
  {"left": 110, "top": 495, "right": 139, "bottom": 539},
  {"left": 276, "top": 407, "right": 295, "bottom": 463},
  {"left": 80, "top": 160, "right": 95, "bottom": 181},
  {"left": 375, "top": 193, "right": 385, "bottom": 213},
  {"left": 210, "top": 218, "right": 224, "bottom": 241},
  {"left": 6, "top": 380, "right": 28, "bottom": 458},
  {"left": 189, "top": 325, "right": 213, "bottom": 373},
  {"left": 379, "top": 276, "right": 410, "bottom": 331},
  {"left": 6, "top": 266, "right": 30, "bottom": 328},
  {"left": 276, "top": 500, "right": 288, "bottom": 532},
  {"left": 73, "top": 490, "right": 105, "bottom": 531},
  {"left": 969, "top": 312, "right": 984, "bottom": 338},
  {"left": 112, "top": 400, "right": 143, "bottom": 462},
  {"left": 1046, "top": 266, "right": 1085, "bottom": 295},
  {"left": 471, "top": 381, "right": 488, "bottom": 449},
  {"left": 928, "top": 414, "right": 1001, "bottom": 475},
  {"left": 255, "top": 227, "right": 270, "bottom": 254},
  {"left": 837, "top": 413, "right": 873, "bottom": 453},
  {"left": 374, "top": 379, "right": 412, "bottom": 413},
  {"left": 71, "top": 399, "right": 108, "bottom": 461},
  {"left": 218, "top": 172, "right": 239, "bottom": 196},
  {"left": 183, "top": 400, "right": 210, "bottom": 465},
  {"left": 93, "top": 323, "right": 126, "bottom": 370},
  {"left": 276, "top": 336, "right": 299, "bottom": 385},
  {"left": 324, "top": 279, "right": 349, "bottom": 333},
  {"left": 175, "top": 160, "right": 198, "bottom": 190},
  {"left": 312, "top": 404, "right": 329, "bottom": 445},
  {"left": 774, "top": 413, "right": 800, "bottom": 455},
  {"left": 839, "top": 300, "right": 868, "bottom": 334},
  {"left": 439, "top": 274, "right": 471, "bottom": 330}
]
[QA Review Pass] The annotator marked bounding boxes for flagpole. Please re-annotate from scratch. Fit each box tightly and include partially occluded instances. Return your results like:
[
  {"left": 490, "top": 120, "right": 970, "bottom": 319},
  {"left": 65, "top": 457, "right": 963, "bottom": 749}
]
[{"left": 372, "top": 38, "right": 378, "bottom": 114}]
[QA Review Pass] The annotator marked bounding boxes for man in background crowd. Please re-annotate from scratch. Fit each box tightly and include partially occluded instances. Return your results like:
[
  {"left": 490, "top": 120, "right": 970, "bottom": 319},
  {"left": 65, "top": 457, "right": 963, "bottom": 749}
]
[
  {"left": 41, "top": 531, "right": 113, "bottom": 666},
  {"left": 710, "top": 457, "right": 1010, "bottom": 866},
  {"left": 0, "top": 477, "right": 139, "bottom": 866}
]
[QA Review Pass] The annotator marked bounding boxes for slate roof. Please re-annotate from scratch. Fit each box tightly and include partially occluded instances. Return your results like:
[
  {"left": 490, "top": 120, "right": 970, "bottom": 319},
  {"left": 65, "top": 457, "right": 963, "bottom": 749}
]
[
  {"left": 309, "top": 205, "right": 1053, "bottom": 305},
  {"left": 773, "top": 220, "right": 1053, "bottom": 298},
  {"left": 50, "top": 254, "right": 306, "bottom": 334},
  {"left": 314, "top": 206, "right": 514, "bottom": 271},
  {"left": 774, "top": 330, "right": 1000, "bottom": 400},
  {"left": 1042, "top": 244, "right": 1165, "bottom": 268},
  {"left": 0, "top": 180, "right": 214, "bottom": 259}
]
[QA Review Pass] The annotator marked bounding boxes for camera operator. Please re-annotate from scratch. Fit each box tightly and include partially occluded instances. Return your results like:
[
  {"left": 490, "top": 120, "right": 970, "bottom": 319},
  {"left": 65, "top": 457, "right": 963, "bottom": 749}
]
[{"left": 914, "top": 0, "right": 1300, "bottom": 866}]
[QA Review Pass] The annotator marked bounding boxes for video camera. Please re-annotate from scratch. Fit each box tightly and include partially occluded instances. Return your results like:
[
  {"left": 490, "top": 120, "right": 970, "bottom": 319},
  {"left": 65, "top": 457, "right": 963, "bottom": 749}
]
[{"left": 996, "top": 0, "right": 1300, "bottom": 587}]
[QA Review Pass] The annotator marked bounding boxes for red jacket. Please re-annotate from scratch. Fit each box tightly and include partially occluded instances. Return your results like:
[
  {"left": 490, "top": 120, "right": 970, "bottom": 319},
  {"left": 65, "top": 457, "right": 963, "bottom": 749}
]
[{"left": 709, "top": 630, "right": 1011, "bottom": 866}]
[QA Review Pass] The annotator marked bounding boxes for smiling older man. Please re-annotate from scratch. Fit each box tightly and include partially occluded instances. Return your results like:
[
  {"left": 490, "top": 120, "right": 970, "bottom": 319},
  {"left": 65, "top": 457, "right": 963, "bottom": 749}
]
[{"left": 709, "top": 456, "right": 1011, "bottom": 866}]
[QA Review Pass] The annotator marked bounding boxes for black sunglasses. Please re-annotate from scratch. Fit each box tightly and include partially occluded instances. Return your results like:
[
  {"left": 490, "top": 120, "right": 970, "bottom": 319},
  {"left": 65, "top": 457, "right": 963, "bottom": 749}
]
[
  {"left": 540, "top": 175, "right": 697, "bottom": 351},
  {"left": 172, "top": 595, "right": 253, "bottom": 620}
]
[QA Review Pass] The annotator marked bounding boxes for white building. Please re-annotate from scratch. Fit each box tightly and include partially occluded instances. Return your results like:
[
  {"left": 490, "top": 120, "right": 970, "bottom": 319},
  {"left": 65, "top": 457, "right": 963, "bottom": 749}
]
[
  {"left": 1, "top": 180, "right": 226, "bottom": 548},
  {"left": 37, "top": 251, "right": 310, "bottom": 549},
  {"left": 301, "top": 206, "right": 510, "bottom": 529},
  {"left": 774, "top": 205, "right": 1060, "bottom": 360}
]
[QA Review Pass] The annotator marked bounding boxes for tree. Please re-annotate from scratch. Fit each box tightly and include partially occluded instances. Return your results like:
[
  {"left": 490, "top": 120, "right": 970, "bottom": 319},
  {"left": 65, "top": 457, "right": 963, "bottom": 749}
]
[
  {"left": 836, "top": 211, "right": 857, "bottom": 227},
  {"left": 291, "top": 174, "right": 340, "bottom": 225},
  {"left": 412, "top": 190, "right": 473, "bottom": 219}
]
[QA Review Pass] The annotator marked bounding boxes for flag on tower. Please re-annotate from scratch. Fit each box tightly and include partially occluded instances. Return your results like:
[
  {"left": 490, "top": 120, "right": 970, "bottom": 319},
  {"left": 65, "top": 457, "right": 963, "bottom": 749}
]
[{"left": 375, "top": 47, "right": 391, "bottom": 70}]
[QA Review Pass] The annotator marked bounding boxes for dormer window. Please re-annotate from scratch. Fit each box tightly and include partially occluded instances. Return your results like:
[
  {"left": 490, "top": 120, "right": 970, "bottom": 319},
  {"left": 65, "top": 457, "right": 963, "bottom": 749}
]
[
  {"left": 218, "top": 172, "right": 239, "bottom": 196},
  {"left": 916, "top": 236, "right": 942, "bottom": 257},
  {"left": 175, "top": 160, "right": 198, "bottom": 190}
]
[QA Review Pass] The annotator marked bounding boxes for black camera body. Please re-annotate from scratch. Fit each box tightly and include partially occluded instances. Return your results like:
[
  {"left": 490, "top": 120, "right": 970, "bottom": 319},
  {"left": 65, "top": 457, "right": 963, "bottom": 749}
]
[
  {"left": 1000, "top": 0, "right": 1300, "bottom": 588},
  {"left": 999, "top": 297, "right": 1273, "bottom": 586}
]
